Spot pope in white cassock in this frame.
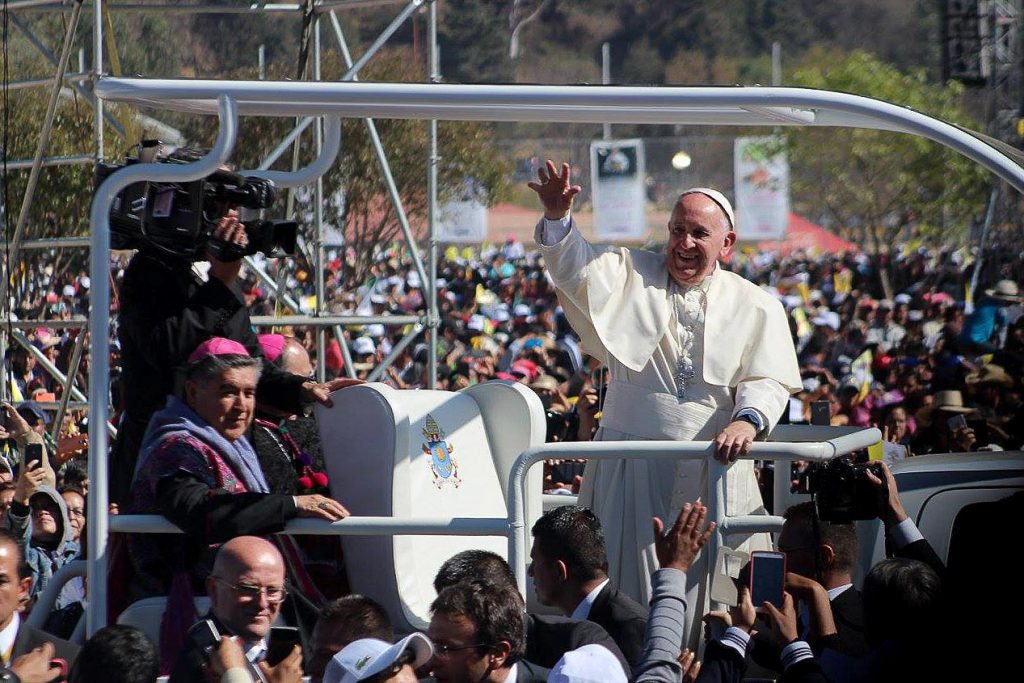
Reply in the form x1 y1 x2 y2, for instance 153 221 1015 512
530 161 802 644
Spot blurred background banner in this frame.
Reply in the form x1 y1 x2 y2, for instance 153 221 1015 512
734 136 790 241
590 139 646 240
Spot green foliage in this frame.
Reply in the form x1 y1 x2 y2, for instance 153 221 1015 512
784 50 989 250
439 0 513 83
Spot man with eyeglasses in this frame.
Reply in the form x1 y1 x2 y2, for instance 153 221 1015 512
426 579 548 683
170 535 297 683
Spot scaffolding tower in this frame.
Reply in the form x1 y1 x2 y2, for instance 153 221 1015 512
1 0 446 427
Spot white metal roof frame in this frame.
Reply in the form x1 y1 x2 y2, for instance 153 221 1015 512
86 78 1023 637
95 78 1024 194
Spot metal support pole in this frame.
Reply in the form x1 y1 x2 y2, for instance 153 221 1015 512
7 0 86 277
327 10 432 310
426 0 439 388
366 323 423 382
333 324 358 380
94 0 105 159
50 329 87 444
602 42 611 140
10 331 89 404
86 95 238 637
314 16 327 382
7 15 124 139
968 186 999 311
2 155 95 170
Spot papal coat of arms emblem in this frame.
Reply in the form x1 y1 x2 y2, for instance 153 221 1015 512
421 414 461 489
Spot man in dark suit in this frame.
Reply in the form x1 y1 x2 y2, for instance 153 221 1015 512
0 529 78 677
170 536 298 683
426 579 548 683
433 549 630 677
529 505 647 667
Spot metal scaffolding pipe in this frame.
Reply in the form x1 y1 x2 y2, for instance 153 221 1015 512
50 329 87 444
1 155 95 171
86 95 238 637
366 323 423 382
0 236 92 250
426 0 439 388
10 330 89 404
7 0 86 280
7 1 408 13
4 72 92 90
250 314 421 326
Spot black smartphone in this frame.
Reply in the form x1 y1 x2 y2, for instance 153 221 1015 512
23 443 45 472
188 619 221 654
266 626 301 666
749 550 787 610
811 400 831 426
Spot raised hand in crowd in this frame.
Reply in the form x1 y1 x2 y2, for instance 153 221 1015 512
294 493 349 522
204 636 248 682
299 376 364 409
14 457 56 505
652 500 716 573
784 572 837 642
258 644 303 683
729 586 757 635
1 403 32 441
9 641 64 683
762 592 800 645
678 647 702 683
527 160 581 220
863 460 907 528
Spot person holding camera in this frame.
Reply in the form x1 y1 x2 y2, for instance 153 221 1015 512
111 208 358 506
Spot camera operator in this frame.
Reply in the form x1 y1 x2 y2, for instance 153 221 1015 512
111 208 356 506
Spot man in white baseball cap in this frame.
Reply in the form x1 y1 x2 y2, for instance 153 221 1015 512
324 633 433 683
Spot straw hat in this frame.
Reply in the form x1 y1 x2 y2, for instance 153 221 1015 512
916 389 975 426
984 279 1022 302
965 364 1015 388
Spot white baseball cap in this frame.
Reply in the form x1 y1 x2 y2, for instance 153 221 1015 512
324 634 433 683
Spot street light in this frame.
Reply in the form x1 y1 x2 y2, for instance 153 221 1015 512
672 150 692 170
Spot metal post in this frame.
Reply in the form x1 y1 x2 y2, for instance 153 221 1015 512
86 95 238 637
333 325 358 379
326 10 432 307
50 329 87 444
772 41 782 87
366 323 424 382
6 0 86 276
314 17 327 382
968 186 999 311
426 0 439 389
94 0 105 160
602 42 611 140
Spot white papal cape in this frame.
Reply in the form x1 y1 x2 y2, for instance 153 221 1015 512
536 217 801 646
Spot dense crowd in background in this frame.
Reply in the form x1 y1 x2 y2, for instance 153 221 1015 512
1 234 1021 681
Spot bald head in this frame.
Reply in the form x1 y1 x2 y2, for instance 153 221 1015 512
279 338 313 378
208 536 286 641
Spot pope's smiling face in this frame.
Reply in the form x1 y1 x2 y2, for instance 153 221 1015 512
666 193 736 287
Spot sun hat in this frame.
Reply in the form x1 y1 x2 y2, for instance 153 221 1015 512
985 279 1022 301
964 364 1015 388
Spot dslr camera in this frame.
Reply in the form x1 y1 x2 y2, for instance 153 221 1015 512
799 457 887 523
96 143 298 261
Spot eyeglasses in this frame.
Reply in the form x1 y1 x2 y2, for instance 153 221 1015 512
66 507 85 519
212 577 288 604
432 642 501 657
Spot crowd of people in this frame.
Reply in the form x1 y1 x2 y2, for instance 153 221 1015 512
0 163 1021 682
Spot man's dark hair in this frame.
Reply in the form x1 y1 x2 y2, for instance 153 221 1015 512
783 501 858 574
317 594 394 644
0 529 31 581
430 579 526 665
433 550 516 593
530 505 608 582
70 625 159 683
184 353 263 385
863 558 943 646
60 459 89 491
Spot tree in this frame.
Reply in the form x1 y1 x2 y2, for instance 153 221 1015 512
783 50 989 256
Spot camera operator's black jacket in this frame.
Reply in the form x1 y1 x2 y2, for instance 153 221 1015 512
110 249 306 505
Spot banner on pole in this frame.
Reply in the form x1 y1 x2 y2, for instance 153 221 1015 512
734 136 789 240
590 139 646 240
437 180 488 243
